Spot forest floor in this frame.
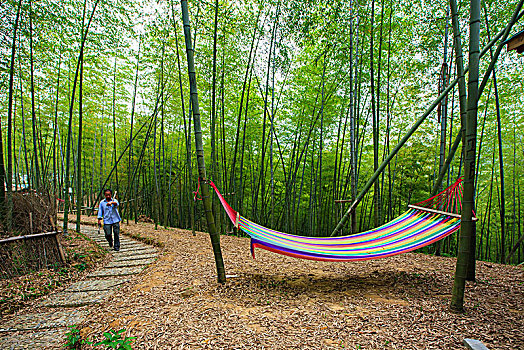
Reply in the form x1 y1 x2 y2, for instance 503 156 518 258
0 229 108 316
2 216 523 349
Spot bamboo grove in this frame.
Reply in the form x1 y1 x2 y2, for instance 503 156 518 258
0 0 523 267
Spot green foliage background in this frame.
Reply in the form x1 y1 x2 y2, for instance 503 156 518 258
0 0 523 264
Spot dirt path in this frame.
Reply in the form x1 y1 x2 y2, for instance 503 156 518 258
77 218 522 350
1 218 522 349
0 223 159 349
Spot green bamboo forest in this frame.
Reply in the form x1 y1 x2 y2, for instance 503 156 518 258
0 0 523 348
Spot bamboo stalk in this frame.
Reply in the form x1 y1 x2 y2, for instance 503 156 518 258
0 231 60 244
63 0 99 234
76 50 84 233
450 0 481 312
170 0 195 235
181 0 226 284
5 0 22 232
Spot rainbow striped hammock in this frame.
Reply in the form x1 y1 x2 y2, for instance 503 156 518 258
208 178 470 262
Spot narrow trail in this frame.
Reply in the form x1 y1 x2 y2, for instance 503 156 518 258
0 223 159 349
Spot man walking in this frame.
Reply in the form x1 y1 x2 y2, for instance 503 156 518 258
97 189 121 251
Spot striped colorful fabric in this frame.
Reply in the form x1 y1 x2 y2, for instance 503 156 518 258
208 181 461 262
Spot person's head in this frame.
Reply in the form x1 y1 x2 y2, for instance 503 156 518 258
104 189 113 200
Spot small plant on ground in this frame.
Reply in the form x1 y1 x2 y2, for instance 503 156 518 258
93 329 135 350
73 252 87 260
64 325 89 349
73 262 88 271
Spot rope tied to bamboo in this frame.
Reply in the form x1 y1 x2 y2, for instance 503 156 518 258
193 177 211 201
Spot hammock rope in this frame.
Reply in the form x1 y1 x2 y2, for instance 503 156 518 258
206 177 471 262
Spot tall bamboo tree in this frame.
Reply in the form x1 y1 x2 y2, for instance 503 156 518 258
76 51 84 232
63 0 99 233
29 0 41 189
181 0 226 283
450 0 480 312
5 0 22 232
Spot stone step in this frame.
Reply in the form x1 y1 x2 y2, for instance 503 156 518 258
39 290 113 308
113 253 158 262
90 235 133 240
119 243 148 248
94 242 138 249
0 310 89 332
116 245 151 252
0 328 64 349
89 236 134 243
87 266 144 278
64 278 129 292
106 258 156 268
91 237 143 244
115 248 157 257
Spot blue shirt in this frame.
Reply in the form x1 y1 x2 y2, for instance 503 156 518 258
97 198 121 225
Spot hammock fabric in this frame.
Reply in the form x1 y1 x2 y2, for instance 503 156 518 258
206 178 469 262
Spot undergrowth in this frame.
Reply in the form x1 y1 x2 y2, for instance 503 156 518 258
0 230 107 316
64 326 135 350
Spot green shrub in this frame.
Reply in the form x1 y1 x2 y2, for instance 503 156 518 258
93 329 135 350
64 325 88 349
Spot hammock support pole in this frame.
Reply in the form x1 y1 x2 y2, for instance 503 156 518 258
181 0 226 284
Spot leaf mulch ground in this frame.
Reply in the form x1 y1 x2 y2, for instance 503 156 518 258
0 230 108 317
60 216 522 350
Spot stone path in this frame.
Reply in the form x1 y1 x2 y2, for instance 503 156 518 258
0 224 158 349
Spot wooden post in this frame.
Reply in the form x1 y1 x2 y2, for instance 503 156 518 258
54 232 67 265
29 212 33 234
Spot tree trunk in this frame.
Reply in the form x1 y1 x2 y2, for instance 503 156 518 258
5 0 22 232
450 0 480 312
370 0 381 227
126 37 140 222
29 0 41 189
111 57 119 193
171 0 195 235
76 53 84 232
210 0 220 233
52 57 62 198
435 5 450 256
181 0 226 283
482 6 506 264
63 0 99 234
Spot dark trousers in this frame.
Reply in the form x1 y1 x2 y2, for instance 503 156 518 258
103 222 120 250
